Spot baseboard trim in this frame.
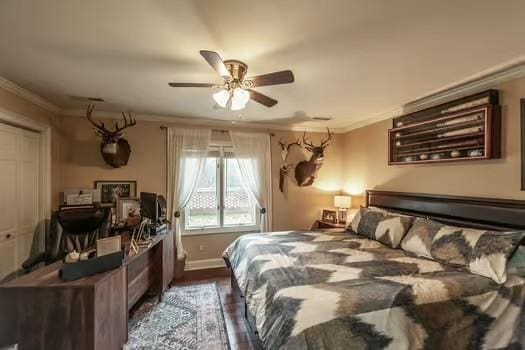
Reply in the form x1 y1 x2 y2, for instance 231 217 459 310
185 258 226 271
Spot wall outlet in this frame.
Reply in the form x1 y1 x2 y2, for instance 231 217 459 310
199 245 204 252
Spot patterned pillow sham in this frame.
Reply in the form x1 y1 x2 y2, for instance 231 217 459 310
507 245 525 276
401 217 525 283
349 207 414 248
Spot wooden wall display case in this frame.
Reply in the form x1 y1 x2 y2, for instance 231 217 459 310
389 91 501 165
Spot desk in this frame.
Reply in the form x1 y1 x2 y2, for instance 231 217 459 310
0 230 174 350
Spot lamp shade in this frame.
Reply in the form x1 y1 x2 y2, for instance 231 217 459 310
231 88 250 110
213 89 231 108
334 195 352 209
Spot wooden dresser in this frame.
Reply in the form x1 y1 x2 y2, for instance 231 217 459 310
0 230 174 350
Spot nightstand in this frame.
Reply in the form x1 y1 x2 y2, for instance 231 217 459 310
313 220 346 229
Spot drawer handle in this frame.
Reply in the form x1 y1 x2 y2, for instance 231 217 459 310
6 233 11 239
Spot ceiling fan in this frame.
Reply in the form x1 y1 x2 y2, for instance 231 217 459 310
168 50 295 110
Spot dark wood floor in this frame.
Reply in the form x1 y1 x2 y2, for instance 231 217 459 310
174 267 254 350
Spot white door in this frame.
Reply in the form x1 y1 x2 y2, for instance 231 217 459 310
0 123 40 281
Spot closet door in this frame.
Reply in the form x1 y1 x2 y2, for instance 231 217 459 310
18 129 40 269
0 123 40 281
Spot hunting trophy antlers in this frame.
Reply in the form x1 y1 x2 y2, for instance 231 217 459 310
278 138 301 192
86 104 136 168
295 128 332 186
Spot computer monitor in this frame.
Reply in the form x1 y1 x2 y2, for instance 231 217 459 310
140 192 167 225
140 192 158 223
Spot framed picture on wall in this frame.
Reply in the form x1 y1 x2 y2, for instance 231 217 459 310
521 99 525 190
94 180 137 206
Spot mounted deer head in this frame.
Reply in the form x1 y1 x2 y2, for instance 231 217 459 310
86 104 136 168
294 128 332 186
278 138 301 192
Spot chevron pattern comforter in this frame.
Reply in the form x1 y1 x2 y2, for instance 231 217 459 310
223 230 525 350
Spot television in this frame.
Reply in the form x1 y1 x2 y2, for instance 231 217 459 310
140 192 166 225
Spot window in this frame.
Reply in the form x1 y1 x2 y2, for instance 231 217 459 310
183 146 259 234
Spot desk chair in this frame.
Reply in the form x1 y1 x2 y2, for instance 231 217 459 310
22 207 111 271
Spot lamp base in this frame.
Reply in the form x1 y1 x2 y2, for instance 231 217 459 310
337 209 347 224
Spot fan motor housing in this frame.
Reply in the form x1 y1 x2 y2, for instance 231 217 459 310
224 60 248 81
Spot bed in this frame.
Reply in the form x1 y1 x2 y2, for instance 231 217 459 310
223 191 525 350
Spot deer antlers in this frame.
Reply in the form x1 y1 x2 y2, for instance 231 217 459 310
86 104 136 139
279 138 301 161
303 128 332 150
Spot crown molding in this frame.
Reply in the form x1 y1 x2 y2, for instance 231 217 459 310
341 55 525 133
0 77 340 132
340 107 404 133
62 108 346 133
0 77 61 114
4 54 525 134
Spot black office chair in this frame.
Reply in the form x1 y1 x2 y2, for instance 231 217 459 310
22 207 111 271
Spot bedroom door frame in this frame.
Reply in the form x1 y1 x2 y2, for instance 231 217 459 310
0 107 52 251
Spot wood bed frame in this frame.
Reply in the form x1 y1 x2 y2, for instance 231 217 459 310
225 190 525 349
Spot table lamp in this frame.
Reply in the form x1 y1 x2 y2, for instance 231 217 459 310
334 195 352 224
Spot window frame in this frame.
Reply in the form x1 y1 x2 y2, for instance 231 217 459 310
182 145 260 235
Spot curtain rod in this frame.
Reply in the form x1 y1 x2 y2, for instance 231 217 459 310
159 125 274 136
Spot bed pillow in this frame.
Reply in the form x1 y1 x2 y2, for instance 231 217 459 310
349 207 414 248
401 217 525 283
507 246 525 276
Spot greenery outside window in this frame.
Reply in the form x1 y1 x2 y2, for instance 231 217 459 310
182 146 259 234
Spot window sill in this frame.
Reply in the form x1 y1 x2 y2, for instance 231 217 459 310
182 226 259 236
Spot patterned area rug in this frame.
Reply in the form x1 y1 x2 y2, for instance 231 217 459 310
127 283 231 350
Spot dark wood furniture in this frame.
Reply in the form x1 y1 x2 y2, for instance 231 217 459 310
389 90 501 165
365 190 525 231
0 230 174 350
313 220 346 229
227 190 525 349
392 90 499 127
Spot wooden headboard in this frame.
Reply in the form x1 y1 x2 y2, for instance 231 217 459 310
366 190 525 231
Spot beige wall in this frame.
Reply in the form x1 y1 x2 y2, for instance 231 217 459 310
342 76 525 203
59 116 343 261
14 74 525 264
0 87 61 208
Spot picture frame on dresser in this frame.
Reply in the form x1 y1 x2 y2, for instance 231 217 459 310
321 209 337 223
521 99 525 190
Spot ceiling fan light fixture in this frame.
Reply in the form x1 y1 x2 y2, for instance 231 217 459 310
231 88 250 110
213 89 230 108
169 50 294 109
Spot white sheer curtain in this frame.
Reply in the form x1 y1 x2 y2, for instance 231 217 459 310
167 127 211 259
229 131 272 232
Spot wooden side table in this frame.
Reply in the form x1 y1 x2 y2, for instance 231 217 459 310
312 220 347 230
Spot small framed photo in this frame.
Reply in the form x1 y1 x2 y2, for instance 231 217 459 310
96 236 121 257
117 197 141 223
95 180 137 206
322 209 337 223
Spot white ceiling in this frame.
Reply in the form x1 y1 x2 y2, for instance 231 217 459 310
1 0 525 129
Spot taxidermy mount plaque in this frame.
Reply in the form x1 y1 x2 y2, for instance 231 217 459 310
86 104 136 168
295 128 332 186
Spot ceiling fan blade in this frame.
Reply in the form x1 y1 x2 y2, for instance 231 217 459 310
199 50 232 80
168 82 215 88
248 89 278 107
245 70 294 87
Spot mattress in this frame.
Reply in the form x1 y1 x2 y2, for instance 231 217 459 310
223 230 525 350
